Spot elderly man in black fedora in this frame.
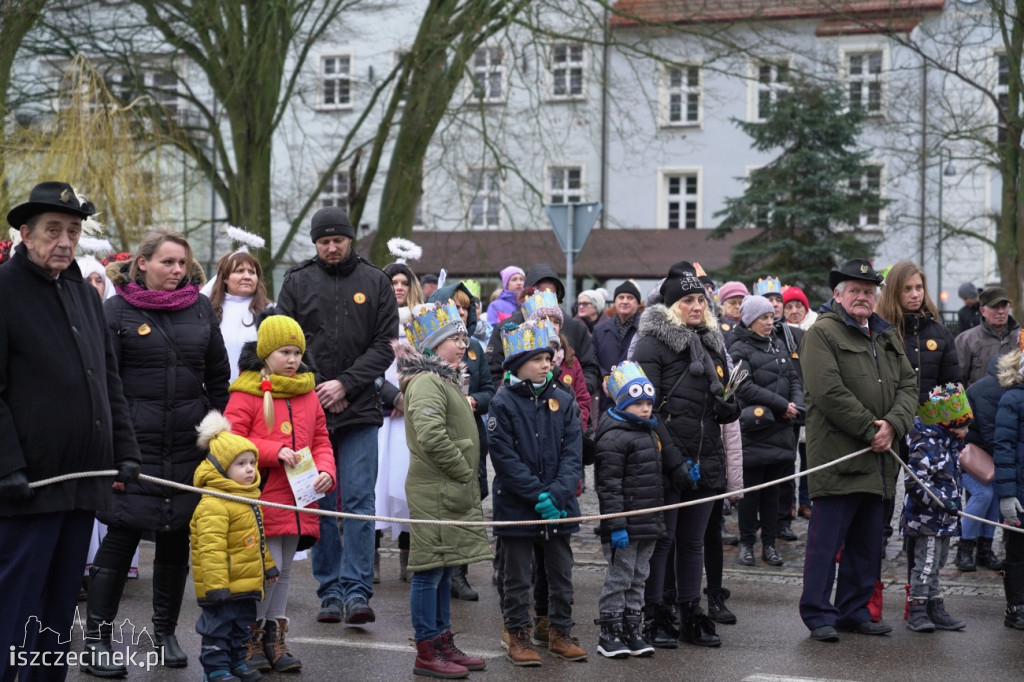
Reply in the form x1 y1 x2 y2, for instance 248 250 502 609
797 259 917 643
0 182 140 681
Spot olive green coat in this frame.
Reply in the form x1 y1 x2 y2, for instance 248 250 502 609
397 345 492 572
800 301 918 500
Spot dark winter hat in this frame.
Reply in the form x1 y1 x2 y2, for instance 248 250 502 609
979 286 1011 308
524 264 565 302
740 295 776 326
660 261 705 307
957 281 981 300
614 280 642 302
420 273 439 286
310 205 355 243
828 258 884 290
7 181 97 229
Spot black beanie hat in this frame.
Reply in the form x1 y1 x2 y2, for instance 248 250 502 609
614 280 642 302
310 206 355 242
660 261 705 307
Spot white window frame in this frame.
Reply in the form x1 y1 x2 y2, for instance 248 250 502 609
748 56 792 122
546 164 585 204
839 45 887 117
467 167 502 229
846 163 885 232
317 169 351 210
319 53 353 110
656 168 702 229
547 42 585 101
471 46 506 104
661 63 702 127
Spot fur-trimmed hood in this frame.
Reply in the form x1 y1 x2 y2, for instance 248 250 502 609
106 258 207 288
997 350 1024 388
636 303 726 357
394 340 469 392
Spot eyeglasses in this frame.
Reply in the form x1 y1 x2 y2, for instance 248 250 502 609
449 336 469 347
577 301 593 308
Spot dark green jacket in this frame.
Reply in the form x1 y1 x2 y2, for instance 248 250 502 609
801 300 917 500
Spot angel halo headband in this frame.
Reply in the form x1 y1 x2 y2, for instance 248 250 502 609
388 237 422 264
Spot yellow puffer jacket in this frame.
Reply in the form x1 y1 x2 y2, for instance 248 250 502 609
190 456 278 605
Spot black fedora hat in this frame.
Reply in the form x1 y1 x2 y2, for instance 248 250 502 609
7 182 97 229
828 258 884 290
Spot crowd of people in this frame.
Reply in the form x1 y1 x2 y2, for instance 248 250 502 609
4 180 1024 681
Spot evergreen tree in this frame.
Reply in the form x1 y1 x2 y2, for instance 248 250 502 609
712 79 888 303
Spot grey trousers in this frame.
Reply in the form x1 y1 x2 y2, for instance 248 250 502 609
257 535 300 620
909 535 950 600
599 539 656 614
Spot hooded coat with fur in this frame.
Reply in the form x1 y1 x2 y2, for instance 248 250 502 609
100 261 230 531
993 353 1024 507
397 345 492 571
631 304 740 492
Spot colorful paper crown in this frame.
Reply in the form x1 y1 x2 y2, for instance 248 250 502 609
916 383 973 427
404 301 466 350
607 361 655 408
501 319 554 361
521 290 561 322
462 279 482 299
752 276 783 298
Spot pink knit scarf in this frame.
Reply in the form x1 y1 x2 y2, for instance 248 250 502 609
118 281 200 311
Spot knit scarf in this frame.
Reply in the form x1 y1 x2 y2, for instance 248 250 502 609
118 281 200 311
230 369 316 398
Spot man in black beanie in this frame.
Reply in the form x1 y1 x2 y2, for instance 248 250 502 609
277 205 398 626
592 280 643 413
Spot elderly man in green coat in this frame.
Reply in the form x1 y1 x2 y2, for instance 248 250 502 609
797 259 918 643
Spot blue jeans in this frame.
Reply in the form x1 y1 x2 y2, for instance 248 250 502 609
312 424 378 605
410 567 454 642
961 471 999 540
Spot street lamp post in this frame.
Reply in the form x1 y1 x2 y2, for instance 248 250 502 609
936 149 957 312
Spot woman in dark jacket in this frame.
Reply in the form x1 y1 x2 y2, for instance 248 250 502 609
992 350 1024 628
632 261 740 649
727 295 803 568
84 229 230 676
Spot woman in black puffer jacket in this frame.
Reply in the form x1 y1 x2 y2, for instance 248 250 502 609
84 230 230 675
727 295 803 569
632 261 740 649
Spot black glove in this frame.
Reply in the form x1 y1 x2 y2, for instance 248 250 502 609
713 393 740 423
0 470 32 500
114 459 141 484
668 463 698 493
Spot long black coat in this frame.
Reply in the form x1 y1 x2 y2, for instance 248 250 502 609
0 246 140 516
632 305 740 492
728 324 803 467
101 273 230 532
901 312 961 404
594 410 666 541
592 313 640 414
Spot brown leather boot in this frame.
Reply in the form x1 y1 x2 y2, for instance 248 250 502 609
548 626 587 661
413 635 469 678
505 627 542 666
437 631 485 671
244 619 271 671
263 617 301 672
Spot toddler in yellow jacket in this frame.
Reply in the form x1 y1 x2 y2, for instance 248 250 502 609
191 411 279 682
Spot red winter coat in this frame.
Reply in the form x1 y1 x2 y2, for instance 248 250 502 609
224 389 335 548
554 356 591 429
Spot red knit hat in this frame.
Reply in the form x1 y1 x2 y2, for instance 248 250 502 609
782 286 810 311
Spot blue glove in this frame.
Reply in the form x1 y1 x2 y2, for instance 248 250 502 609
610 529 629 549
535 492 562 520
686 460 701 484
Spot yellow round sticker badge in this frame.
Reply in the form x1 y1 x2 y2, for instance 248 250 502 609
353 292 367 304
137 324 151 336
281 421 293 435
926 339 938 351
467 350 477 361
716 365 724 378
548 399 560 412
563 375 573 385
753 407 765 417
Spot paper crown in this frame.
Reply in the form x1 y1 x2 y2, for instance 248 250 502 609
752 277 783 297
404 301 466 350
521 290 561 321
607 361 655 407
916 383 973 427
501 319 555 360
462 279 482 299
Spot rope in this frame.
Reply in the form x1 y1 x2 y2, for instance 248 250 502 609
24 446 1023 534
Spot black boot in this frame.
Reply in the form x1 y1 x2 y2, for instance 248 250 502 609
82 566 129 678
927 597 965 631
244 619 271 672
1003 563 1024 629
977 538 1003 571
705 587 737 625
595 612 629 658
736 543 755 566
152 565 189 668
641 604 678 649
678 600 721 647
622 609 654 657
955 539 976 572
450 564 479 601
263 617 302 672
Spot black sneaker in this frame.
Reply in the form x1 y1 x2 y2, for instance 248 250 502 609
316 597 343 623
777 524 798 542
762 545 784 567
736 543 755 566
344 597 376 625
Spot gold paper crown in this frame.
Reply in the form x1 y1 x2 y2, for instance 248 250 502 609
607 361 655 404
521 290 561 321
501 319 554 360
462 279 482 299
404 301 465 350
752 276 782 297
916 383 973 426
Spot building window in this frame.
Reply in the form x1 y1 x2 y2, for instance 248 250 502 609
549 166 583 204
318 170 350 209
472 47 504 103
849 165 883 230
469 169 501 228
550 43 584 99
847 51 883 114
666 174 699 229
665 65 700 125
755 59 790 120
997 53 1009 144
108 69 180 115
320 55 351 109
